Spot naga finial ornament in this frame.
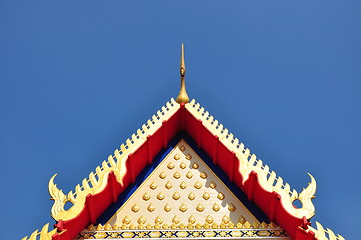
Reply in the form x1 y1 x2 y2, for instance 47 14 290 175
176 43 189 104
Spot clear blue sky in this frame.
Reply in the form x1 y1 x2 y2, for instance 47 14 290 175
1 1 360 239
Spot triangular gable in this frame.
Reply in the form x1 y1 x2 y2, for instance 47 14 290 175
24 99 344 240
106 138 260 227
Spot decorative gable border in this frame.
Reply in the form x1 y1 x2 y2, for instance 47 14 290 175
23 99 344 240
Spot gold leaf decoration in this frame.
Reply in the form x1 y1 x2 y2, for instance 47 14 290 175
180 181 187 189
194 181 202 189
165 181 172 189
150 182 157 190
154 216 163 224
164 203 172 212
196 203 204 212
200 172 207 179
186 171 193 179
147 204 155 212
238 215 246 224
217 192 225 200
131 204 140 212
172 192 180 200
180 162 187 169
172 215 180 224
212 203 220 212
142 192 150 201
179 145 186 152
222 215 230 224
186 154 192 160
138 216 146 224
188 192 196 200
210 181 217 189
202 192 210 200
205 215 214 224
159 172 166 179
122 216 131 225
157 192 165 200
174 154 180 160
192 162 199 169
173 171 181 179
228 203 236 212
188 215 196 224
167 162 175 169
179 203 188 212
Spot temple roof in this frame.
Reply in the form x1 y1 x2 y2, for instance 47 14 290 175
23 98 345 240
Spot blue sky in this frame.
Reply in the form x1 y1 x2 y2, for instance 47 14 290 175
0 1 360 239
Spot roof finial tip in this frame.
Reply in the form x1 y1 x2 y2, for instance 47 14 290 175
176 43 189 104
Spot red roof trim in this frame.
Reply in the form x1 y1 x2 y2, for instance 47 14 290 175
51 103 317 240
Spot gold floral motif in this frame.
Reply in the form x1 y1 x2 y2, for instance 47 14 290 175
173 171 181 179
244 222 251 228
212 223 218 228
122 216 131 225
129 224 136 230
194 181 202 189
212 203 220 212
205 215 214 224
195 223 202 229
188 192 196 200
131 204 140 212
217 192 225 200
186 171 193 179
167 162 175 169
179 203 188 212
179 223 186 229
174 154 180 160
150 182 157 190
172 215 180 224
192 162 199 169
157 192 165 200
186 154 192 160
162 223 169 229
260 222 268 228
209 181 217 189
228 222 234 228
147 203 155 212
200 172 207 179
159 172 166 179
202 192 210 200
164 203 172 212
180 162 187 169
154 223 161 230
238 215 246 224
142 192 151 201
179 145 186 151
138 216 146 224
196 203 204 212
228 203 236 212
172 192 180 200
188 215 196 224
165 181 172 189
154 216 163 224
203 223 210 229
121 224 128 230
180 181 187 189
222 215 230 224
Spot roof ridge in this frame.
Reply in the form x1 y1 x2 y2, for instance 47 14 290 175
185 99 316 219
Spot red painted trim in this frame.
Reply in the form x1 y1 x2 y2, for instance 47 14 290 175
52 104 317 240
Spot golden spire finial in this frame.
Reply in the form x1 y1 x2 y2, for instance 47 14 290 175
176 43 189 104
